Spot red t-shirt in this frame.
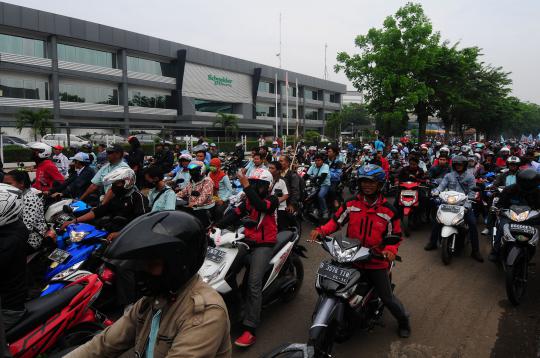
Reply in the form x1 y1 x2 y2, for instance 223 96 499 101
32 159 65 192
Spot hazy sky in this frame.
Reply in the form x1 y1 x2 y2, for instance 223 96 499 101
6 0 540 103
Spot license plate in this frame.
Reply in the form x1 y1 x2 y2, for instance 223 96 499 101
317 262 352 285
48 248 71 264
441 205 460 213
206 247 226 263
510 224 536 235
401 190 416 196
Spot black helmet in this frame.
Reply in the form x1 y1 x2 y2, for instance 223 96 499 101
517 168 539 193
452 155 467 172
105 211 207 296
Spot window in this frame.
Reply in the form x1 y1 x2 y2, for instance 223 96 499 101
0 33 45 57
325 92 339 103
57 44 115 68
280 106 297 118
280 84 296 97
59 83 118 104
128 89 174 109
127 56 174 77
0 76 48 99
256 104 275 117
305 109 318 120
258 81 275 94
194 99 233 114
304 89 319 101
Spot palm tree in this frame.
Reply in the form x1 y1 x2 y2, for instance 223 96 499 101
15 109 54 141
213 112 239 140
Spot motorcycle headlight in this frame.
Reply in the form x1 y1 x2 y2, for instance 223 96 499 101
333 241 359 263
51 261 83 281
69 231 89 242
202 262 226 284
447 196 458 205
510 210 530 222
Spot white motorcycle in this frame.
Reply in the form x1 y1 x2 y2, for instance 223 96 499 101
434 190 474 265
200 225 306 319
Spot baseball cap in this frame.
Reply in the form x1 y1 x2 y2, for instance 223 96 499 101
53 145 64 150
69 152 90 163
106 143 124 153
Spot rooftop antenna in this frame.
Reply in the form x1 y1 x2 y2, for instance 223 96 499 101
276 13 282 68
324 43 328 80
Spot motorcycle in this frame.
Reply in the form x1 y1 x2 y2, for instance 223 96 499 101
397 181 428 237
493 205 540 305
433 190 474 265
7 274 111 358
200 225 306 321
44 199 92 226
263 234 401 358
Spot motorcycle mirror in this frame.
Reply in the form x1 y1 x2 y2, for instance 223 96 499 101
62 205 73 214
382 235 401 246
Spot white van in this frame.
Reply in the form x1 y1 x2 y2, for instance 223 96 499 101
41 134 90 148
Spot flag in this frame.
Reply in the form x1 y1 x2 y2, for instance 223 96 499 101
500 135 505 143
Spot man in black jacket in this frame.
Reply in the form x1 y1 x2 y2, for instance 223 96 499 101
279 155 302 229
152 143 174 174
51 152 96 202
127 136 145 187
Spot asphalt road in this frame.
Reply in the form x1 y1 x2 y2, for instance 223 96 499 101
232 216 540 358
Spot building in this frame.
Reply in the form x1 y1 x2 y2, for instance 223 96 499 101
0 2 345 138
343 90 363 105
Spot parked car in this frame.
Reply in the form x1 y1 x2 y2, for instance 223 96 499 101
41 134 90 148
134 133 172 145
89 134 127 145
1 136 28 147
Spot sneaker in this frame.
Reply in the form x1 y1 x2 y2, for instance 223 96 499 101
471 250 484 263
424 242 437 251
234 331 256 347
398 318 411 338
481 228 489 236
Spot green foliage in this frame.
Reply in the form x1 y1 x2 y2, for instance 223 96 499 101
305 130 321 144
15 109 54 141
213 112 239 140
324 103 372 140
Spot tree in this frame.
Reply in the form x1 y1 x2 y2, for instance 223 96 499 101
213 112 239 140
336 2 442 142
325 103 372 140
15 109 54 141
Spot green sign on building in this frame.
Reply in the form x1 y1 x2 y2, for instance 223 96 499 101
208 74 233 87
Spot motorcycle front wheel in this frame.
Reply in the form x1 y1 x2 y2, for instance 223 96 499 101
505 258 527 306
441 235 454 265
281 255 305 302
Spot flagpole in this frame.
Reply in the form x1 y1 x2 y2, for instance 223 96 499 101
275 73 278 138
295 78 299 139
286 72 289 137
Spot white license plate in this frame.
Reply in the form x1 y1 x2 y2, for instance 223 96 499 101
48 248 71 264
441 205 461 213
206 248 226 263
510 224 535 235
401 190 416 196
317 262 352 285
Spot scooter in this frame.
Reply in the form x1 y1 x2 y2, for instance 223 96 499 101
397 181 428 237
44 199 92 226
200 225 306 321
262 234 401 358
7 274 112 358
493 205 540 305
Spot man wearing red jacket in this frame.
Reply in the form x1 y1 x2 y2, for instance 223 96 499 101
29 142 64 192
215 167 279 348
310 164 411 338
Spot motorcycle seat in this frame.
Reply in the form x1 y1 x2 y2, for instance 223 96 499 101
6 284 84 342
273 231 295 256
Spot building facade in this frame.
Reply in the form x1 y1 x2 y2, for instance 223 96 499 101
0 2 345 136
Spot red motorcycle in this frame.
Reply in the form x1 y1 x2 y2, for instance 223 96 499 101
7 274 112 358
398 181 427 237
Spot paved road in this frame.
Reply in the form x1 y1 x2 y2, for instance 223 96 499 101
232 218 540 358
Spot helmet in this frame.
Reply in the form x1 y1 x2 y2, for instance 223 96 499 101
52 145 63 151
202 142 209 149
420 144 428 150
357 164 386 183
187 161 206 175
517 169 539 192
391 148 398 154
439 146 450 155
500 147 510 154
309 146 317 151
507 156 521 165
248 168 273 184
272 141 278 145
105 211 207 296
81 143 93 151
103 167 136 190
452 155 467 171
28 142 52 159
474 153 482 161
0 190 22 226
460 145 471 153
178 153 193 162
363 144 371 151
235 142 243 148
210 143 216 147
484 150 494 157
69 152 90 164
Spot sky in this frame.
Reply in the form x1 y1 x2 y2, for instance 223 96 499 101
6 0 540 103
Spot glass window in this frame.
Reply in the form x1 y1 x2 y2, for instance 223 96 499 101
280 84 296 97
305 89 319 101
127 56 173 77
0 76 48 99
57 44 115 68
59 83 118 104
194 99 233 114
256 104 275 117
0 33 45 57
305 109 318 120
258 81 275 94
128 89 174 109
280 106 298 118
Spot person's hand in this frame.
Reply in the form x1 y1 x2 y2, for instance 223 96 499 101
309 229 322 242
382 250 396 262
286 204 295 214
107 232 120 242
60 220 74 231
45 228 57 242
238 170 249 188
51 192 62 199
187 202 195 208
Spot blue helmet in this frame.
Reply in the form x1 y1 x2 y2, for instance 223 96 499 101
357 164 386 183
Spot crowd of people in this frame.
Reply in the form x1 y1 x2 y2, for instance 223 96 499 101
1 133 540 357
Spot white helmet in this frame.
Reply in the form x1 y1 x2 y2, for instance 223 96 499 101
363 144 371 151
202 142 209 149
0 190 22 226
29 142 52 159
179 153 193 162
500 147 510 153
0 183 22 197
248 168 273 184
103 167 136 190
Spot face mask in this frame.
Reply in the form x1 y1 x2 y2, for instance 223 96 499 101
146 180 157 189
112 185 127 196
209 166 217 173
134 271 169 297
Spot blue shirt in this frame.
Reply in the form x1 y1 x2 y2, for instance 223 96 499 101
217 175 233 201
307 163 331 186
148 187 176 212
374 140 385 152
436 170 476 194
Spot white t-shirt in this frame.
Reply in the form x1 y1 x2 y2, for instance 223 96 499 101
272 178 289 211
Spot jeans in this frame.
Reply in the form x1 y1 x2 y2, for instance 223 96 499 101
430 207 479 251
226 246 273 330
318 185 330 214
362 269 408 322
